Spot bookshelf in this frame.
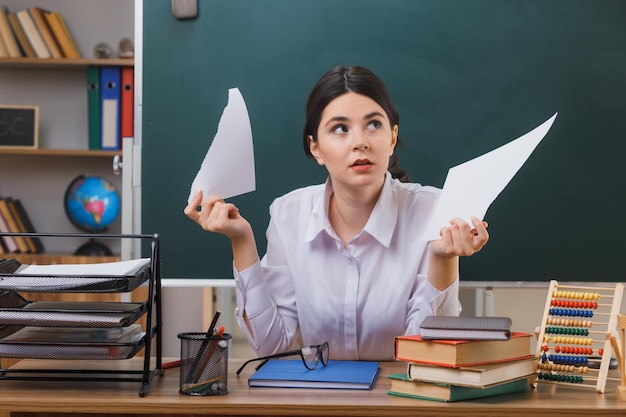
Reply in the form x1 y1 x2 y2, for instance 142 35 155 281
0 57 133 69
0 0 134 259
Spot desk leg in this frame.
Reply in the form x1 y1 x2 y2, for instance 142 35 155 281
474 287 495 316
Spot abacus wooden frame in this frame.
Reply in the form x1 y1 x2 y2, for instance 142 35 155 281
534 280 623 393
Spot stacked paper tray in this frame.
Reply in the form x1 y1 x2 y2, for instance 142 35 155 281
0 336 146 360
0 258 151 293
0 292 147 328
0 323 146 360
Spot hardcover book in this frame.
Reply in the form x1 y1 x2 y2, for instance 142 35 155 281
420 315 512 340
407 356 536 388
247 359 380 390
16 9 50 58
387 373 529 402
395 332 532 367
0 6 21 57
6 11 36 58
28 7 62 58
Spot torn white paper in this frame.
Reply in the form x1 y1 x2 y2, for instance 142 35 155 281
420 112 558 242
187 88 255 202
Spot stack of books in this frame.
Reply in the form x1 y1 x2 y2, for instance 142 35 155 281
389 316 535 402
0 6 80 59
0 196 43 255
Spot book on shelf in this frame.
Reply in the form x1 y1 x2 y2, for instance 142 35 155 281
394 332 532 367
0 197 43 254
406 356 536 388
387 373 529 402
0 197 29 253
419 315 512 341
0 6 21 57
247 359 380 390
6 11 35 58
16 9 50 58
44 10 80 59
28 7 63 58
5 198 35 253
0 27 8 57
9 198 44 253
0 200 20 254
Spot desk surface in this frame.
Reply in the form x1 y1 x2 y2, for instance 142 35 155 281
0 358 624 417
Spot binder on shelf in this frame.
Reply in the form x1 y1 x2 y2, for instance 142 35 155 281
28 7 62 58
100 67 121 150
87 66 101 150
7 11 35 58
15 9 50 58
100 66 121 150
0 6 21 58
121 67 134 140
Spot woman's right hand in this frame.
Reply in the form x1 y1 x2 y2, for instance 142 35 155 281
184 190 252 240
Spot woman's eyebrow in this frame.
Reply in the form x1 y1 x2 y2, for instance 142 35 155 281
364 111 385 120
324 116 349 127
324 111 385 127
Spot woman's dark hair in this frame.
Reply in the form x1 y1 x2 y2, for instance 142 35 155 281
303 65 409 182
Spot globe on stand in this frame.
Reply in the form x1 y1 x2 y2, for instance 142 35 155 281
64 175 120 256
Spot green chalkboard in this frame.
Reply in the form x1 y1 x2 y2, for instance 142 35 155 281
142 0 626 282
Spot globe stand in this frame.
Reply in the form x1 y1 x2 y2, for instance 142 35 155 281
74 238 113 256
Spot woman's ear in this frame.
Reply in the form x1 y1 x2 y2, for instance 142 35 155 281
308 135 325 166
390 125 398 156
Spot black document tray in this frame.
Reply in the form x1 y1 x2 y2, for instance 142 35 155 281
0 292 147 328
0 261 151 293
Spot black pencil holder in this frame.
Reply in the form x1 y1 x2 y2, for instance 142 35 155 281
177 332 232 396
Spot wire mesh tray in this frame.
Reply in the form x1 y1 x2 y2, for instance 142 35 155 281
0 292 147 328
0 331 146 360
0 260 151 293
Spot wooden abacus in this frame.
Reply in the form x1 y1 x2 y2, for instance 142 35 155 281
616 314 625 401
534 280 623 393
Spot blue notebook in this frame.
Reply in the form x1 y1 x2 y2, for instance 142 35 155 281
247 359 380 390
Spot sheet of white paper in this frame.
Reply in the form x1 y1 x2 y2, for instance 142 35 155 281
187 88 255 202
419 112 558 242
16 258 150 276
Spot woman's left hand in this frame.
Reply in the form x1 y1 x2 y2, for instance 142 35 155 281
431 216 489 258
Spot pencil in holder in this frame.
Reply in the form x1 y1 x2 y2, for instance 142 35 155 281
177 332 232 395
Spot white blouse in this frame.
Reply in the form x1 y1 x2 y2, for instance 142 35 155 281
233 173 461 361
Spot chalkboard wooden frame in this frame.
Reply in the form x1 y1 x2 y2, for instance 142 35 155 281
142 0 626 282
0 105 39 149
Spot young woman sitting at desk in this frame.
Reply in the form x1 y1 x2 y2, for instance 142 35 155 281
185 65 489 361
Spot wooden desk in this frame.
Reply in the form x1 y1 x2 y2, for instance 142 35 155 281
0 358 624 417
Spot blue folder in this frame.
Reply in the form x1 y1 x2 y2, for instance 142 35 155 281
100 66 121 150
247 359 380 390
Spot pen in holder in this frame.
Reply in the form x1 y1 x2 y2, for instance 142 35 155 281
177 331 232 395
